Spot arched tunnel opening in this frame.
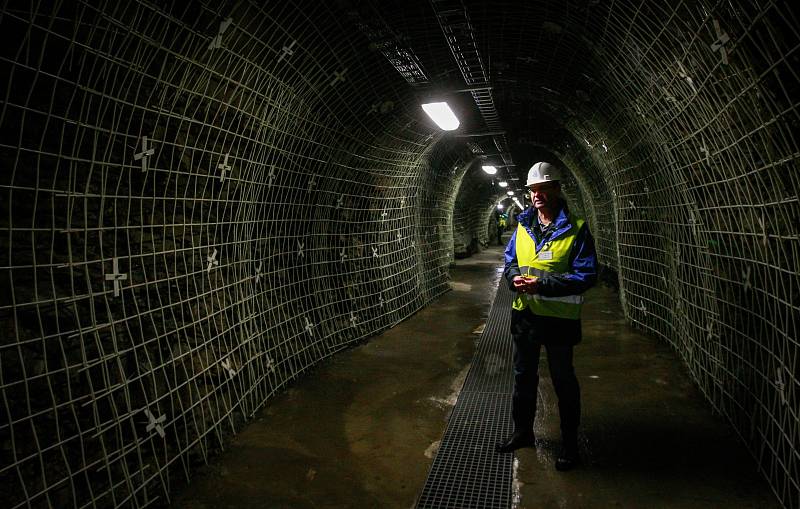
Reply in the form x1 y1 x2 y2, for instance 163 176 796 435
0 1 797 508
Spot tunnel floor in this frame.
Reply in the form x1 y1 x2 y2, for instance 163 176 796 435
172 241 778 509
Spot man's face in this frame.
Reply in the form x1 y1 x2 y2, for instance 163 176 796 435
529 182 560 210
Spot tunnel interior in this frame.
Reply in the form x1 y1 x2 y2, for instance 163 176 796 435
0 1 798 507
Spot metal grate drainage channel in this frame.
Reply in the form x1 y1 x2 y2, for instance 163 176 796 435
415 281 515 509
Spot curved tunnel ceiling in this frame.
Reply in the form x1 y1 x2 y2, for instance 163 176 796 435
0 1 797 507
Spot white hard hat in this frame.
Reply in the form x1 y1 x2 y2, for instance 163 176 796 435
526 162 561 186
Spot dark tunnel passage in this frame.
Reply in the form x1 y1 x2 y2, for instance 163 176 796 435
0 0 798 507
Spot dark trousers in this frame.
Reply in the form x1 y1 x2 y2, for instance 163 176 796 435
511 312 581 442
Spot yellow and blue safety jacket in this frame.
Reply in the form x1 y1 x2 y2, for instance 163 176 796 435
503 203 597 320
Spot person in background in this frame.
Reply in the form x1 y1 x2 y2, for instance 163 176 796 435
495 162 598 472
496 212 507 245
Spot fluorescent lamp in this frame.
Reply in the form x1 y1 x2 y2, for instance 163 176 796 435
498 181 508 188
506 191 514 196
421 102 460 131
482 165 497 175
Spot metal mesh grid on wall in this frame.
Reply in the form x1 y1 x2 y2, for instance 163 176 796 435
497 1 799 506
1 0 799 508
465 0 798 505
451 161 507 256
0 2 474 507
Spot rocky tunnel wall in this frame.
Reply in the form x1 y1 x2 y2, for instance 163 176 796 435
498 2 798 506
0 3 475 507
0 1 798 509
451 159 507 256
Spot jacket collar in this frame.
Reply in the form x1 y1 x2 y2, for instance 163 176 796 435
518 201 573 245
519 201 569 228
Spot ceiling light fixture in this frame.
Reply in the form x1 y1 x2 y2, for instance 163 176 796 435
498 181 508 188
506 191 514 196
482 165 497 175
421 102 460 131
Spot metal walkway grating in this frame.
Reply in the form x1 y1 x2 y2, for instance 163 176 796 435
416 281 515 509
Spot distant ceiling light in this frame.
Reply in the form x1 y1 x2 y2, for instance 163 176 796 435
421 102 460 131
497 204 504 210
498 181 508 188
506 191 514 196
482 165 497 175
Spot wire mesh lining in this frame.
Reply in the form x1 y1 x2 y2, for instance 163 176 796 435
0 3 473 507
0 0 798 508
557 3 800 507
462 2 798 505
401 1 798 506
452 162 503 256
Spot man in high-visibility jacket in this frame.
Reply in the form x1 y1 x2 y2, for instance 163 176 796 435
495 162 598 472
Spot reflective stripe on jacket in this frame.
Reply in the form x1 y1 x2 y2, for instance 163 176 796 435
512 216 585 319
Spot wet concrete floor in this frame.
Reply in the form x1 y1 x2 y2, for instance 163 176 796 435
174 242 779 509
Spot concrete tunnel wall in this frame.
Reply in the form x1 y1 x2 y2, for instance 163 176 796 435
0 1 797 508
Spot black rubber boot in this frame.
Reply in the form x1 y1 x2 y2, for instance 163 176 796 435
495 430 536 454
555 436 580 471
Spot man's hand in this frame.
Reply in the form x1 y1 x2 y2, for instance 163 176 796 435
513 275 539 294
